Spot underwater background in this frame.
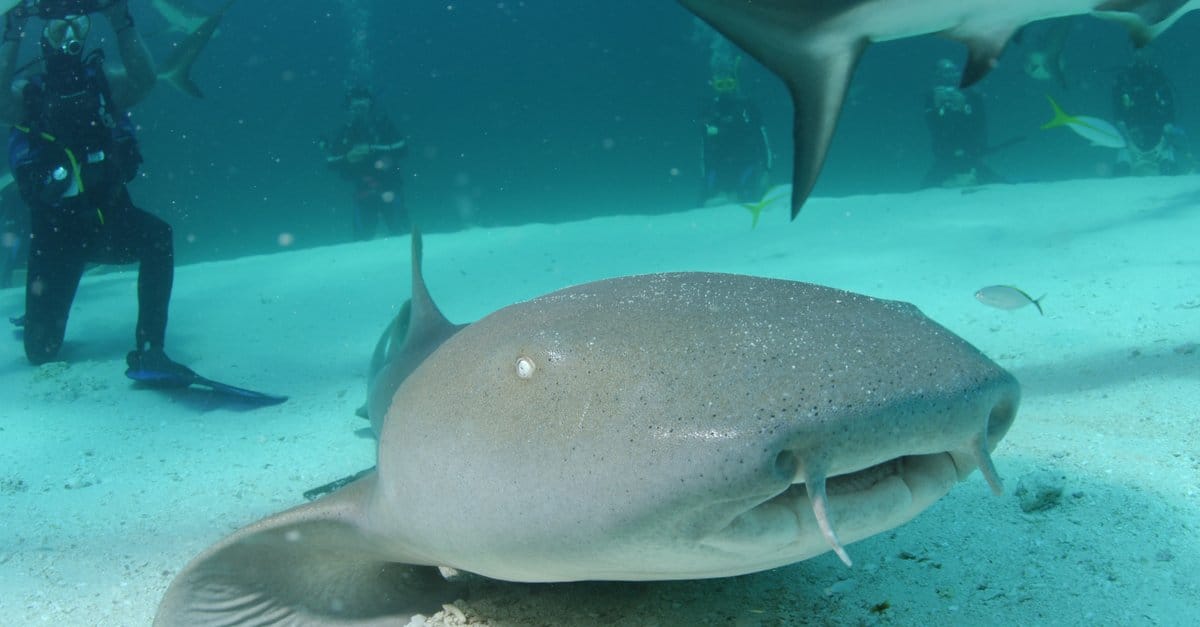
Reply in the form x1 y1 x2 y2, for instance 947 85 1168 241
2 1 1199 625
107 1 1199 263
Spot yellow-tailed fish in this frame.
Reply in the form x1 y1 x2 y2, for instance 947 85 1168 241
1041 96 1125 149
740 186 788 229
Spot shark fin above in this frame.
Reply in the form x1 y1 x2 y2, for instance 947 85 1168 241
783 43 865 220
1094 0 1192 45
948 25 1021 88
159 0 235 98
678 0 1197 221
679 0 866 220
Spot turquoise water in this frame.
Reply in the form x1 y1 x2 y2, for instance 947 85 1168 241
1 2 1198 625
3 177 1198 624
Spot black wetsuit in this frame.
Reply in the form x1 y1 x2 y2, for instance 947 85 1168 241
324 109 407 240
701 94 771 204
8 52 172 364
1112 62 1174 153
922 86 999 187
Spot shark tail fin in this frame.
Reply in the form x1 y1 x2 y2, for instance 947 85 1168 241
1040 96 1077 130
159 0 235 99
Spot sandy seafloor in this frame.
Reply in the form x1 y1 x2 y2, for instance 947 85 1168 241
0 176 1197 626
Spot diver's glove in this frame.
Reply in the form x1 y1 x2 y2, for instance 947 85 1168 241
102 0 134 34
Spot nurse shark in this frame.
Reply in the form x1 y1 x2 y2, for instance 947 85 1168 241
677 0 1200 218
155 233 1020 625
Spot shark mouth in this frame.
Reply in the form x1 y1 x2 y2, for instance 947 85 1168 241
784 444 1003 567
711 396 1018 569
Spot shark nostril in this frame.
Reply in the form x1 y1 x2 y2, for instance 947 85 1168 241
773 450 799 482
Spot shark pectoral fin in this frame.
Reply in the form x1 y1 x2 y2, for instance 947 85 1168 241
1096 0 1194 43
156 475 458 627
678 0 865 219
783 41 865 220
948 25 1020 87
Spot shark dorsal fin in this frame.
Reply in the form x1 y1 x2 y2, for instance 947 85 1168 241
365 228 467 435
405 227 456 347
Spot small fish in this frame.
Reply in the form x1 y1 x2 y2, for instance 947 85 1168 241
975 286 1045 315
1041 96 1125 148
740 186 789 229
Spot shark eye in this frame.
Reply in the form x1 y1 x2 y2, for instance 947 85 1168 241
515 356 536 379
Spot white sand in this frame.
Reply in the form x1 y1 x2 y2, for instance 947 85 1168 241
1 177 1197 625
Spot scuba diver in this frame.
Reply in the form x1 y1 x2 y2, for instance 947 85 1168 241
320 86 409 241
0 0 190 377
922 58 1002 188
1111 56 1193 176
699 57 772 206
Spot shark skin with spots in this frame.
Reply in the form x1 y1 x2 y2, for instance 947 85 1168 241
155 235 1019 626
676 0 1200 219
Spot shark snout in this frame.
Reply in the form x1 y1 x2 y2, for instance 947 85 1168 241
758 377 1021 567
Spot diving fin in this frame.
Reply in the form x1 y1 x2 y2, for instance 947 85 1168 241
125 349 288 405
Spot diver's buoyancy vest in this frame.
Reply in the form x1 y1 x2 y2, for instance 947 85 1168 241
9 51 142 207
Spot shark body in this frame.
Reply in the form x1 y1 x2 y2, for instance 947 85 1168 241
677 0 1200 218
155 233 1019 626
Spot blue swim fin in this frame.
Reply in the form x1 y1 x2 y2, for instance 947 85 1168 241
125 349 288 405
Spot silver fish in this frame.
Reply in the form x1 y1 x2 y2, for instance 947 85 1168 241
976 285 1045 315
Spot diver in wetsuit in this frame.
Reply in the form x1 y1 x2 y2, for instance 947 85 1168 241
1 1 189 376
321 86 408 241
700 69 772 206
922 58 1001 188
1112 56 1193 176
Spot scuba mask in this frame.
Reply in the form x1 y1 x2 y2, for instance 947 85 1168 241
43 14 91 56
710 76 738 94
710 54 742 94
